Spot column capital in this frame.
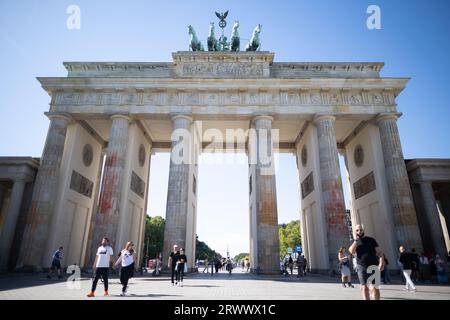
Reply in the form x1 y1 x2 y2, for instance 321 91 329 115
170 114 193 123
313 114 336 124
44 112 72 123
375 112 402 124
110 114 132 122
252 115 274 123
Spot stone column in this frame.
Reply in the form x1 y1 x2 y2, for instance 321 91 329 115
163 115 193 266
17 113 71 269
85 148 106 268
376 113 422 251
250 115 280 274
0 180 27 272
313 114 348 272
91 115 130 255
419 182 448 259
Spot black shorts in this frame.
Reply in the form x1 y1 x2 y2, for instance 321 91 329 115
51 260 61 270
357 265 380 287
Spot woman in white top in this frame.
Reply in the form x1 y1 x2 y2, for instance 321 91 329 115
338 247 354 288
114 241 137 296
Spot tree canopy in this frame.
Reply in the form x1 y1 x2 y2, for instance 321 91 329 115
143 215 165 259
233 252 250 262
196 237 222 261
278 220 302 258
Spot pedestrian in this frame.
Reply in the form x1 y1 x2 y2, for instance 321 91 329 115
429 255 437 284
349 224 385 300
281 260 288 276
176 248 187 287
288 254 294 275
168 245 180 286
399 246 417 292
419 252 430 283
114 241 136 296
246 260 250 273
87 237 114 297
381 254 391 284
203 259 209 273
215 259 221 273
47 246 63 280
435 254 449 284
226 258 233 275
338 247 354 288
410 248 420 282
283 258 289 276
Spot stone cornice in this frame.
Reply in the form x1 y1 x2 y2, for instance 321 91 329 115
0 157 40 169
40 78 407 110
63 53 385 79
45 84 401 109
39 77 408 91
406 159 450 172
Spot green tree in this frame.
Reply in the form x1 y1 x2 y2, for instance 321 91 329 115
234 252 250 263
143 216 165 260
196 237 222 261
278 220 301 258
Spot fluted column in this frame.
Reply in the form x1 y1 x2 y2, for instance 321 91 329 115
163 115 193 265
314 114 348 272
85 148 106 268
376 113 422 250
17 113 71 269
91 114 130 253
419 182 447 259
0 180 27 272
251 115 280 273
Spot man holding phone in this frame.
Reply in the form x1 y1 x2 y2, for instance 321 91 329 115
349 224 385 300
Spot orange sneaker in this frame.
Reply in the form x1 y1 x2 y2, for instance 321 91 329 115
87 292 95 297
103 291 109 296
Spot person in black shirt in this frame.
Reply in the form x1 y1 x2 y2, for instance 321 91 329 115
399 246 417 292
410 248 420 282
168 244 180 286
176 248 187 286
349 224 384 300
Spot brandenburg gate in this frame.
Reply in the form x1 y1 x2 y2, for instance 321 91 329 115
13 50 423 274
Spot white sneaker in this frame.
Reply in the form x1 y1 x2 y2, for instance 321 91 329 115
180 282 183 287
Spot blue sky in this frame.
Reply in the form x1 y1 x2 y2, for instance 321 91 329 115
1 1 449 257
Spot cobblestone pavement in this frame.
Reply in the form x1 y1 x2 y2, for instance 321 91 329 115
0 270 449 300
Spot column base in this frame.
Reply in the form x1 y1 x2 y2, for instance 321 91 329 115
251 268 282 275
14 265 44 274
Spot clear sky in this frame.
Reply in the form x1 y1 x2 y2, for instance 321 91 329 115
1 1 449 258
